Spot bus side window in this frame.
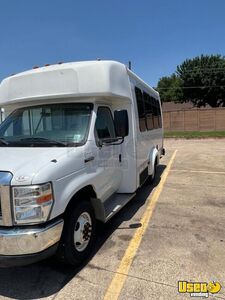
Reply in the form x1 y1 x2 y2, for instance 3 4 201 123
143 92 154 131
135 87 146 132
157 100 162 128
152 97 159 129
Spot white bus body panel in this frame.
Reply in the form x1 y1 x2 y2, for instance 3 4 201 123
0 60 163 222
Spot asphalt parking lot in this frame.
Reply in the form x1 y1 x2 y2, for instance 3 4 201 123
0 139 225 300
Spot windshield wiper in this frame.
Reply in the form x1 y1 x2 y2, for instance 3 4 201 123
66 141 84 147
0 138 9 146
19 137 67 146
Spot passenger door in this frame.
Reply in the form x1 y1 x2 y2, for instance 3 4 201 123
94 106 122 200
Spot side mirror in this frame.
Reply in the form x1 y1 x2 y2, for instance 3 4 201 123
114 110 129 138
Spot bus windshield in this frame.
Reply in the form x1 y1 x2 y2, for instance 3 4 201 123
0 103 93 147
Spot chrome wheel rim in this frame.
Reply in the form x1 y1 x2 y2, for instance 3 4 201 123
74 212 92 252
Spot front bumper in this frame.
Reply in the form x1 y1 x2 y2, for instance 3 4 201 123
0 218 64 267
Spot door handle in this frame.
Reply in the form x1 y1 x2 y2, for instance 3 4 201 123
84 156 95 163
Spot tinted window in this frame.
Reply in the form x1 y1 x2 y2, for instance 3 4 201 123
157 100 162 128
135 87 146 132
143 92 154 130
95 107 116 139
152 97 159 129
135 87 162 131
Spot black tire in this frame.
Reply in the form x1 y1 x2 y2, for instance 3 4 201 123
56 200 96 267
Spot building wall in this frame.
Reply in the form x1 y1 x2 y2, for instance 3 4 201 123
163 108 225 131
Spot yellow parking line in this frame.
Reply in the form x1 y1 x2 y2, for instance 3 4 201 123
103 150 177 300
171 169 225 175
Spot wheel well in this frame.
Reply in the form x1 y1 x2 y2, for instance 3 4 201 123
65 185 97 214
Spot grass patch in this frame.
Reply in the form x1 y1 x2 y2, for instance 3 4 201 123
164 131 225 139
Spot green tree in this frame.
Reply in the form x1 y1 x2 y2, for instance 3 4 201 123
157 74 183 102
157 54 225 107
177 54 225 107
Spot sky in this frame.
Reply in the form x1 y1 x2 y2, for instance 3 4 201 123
0 0 225 86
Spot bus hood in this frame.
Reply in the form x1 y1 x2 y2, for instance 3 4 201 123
0 147 85 186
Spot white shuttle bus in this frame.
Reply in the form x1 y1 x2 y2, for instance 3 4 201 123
0 61 164 267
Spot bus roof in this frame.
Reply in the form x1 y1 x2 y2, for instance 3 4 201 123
0 60 158 106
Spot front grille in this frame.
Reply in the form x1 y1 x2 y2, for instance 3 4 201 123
0 172 13 225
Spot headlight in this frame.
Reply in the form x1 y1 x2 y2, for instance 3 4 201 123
12 183 54 225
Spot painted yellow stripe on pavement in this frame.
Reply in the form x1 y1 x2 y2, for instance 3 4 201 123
171 169 225 175
103 150 177 300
